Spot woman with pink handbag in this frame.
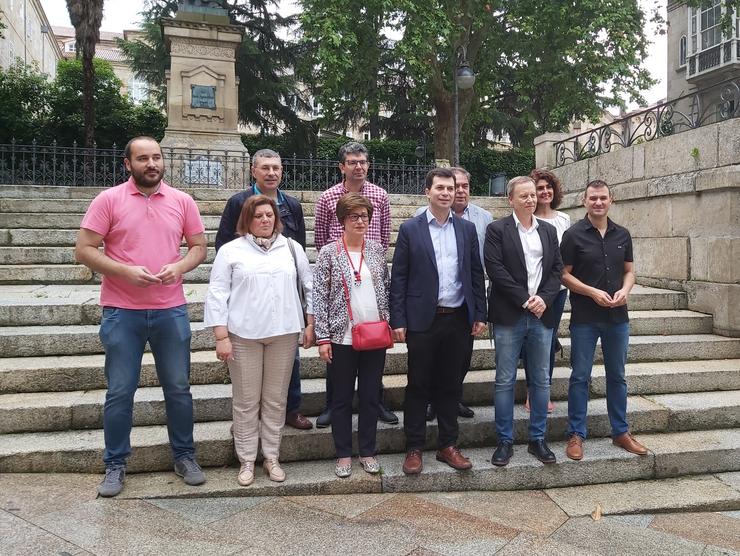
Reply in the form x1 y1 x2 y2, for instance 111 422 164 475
313 193 392 478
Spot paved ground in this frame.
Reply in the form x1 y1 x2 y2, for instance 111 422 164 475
2 472 739 555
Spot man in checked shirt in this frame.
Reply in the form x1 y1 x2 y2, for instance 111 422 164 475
313 141 398 428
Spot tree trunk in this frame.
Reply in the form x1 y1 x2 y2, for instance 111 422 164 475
433 93 454 164
82 52 95 147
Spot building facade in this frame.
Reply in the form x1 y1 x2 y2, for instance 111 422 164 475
0 0 62 75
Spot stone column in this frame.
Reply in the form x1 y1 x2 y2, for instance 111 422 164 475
533 132 570 169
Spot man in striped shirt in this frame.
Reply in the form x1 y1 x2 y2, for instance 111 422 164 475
313 141 397 427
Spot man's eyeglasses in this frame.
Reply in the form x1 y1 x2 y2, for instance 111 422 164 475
348 213 370 222
343 160 369 167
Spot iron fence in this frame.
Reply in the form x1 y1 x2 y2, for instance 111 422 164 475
0 141 434 194
554 77 740 167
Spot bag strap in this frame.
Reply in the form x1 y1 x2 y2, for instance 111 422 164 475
336 239 356 326
287 238 305 308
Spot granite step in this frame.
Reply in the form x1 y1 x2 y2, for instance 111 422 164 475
1 336 738 395
0 228 401 248
0 198 441 219
1 403 738 475
0 244 398 265
115 458 740 506
1 365 738 434
0 263 214 284
0 284 689 327
0 213 409 231
0 185 507 211
0 311 715 358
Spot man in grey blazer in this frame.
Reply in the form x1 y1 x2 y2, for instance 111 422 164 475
415 167 493 419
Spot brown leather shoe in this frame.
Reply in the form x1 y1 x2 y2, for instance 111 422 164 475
402 449 423 475
565 434 584 461
285 411 313 430
612 432 648 455
435 446 473 470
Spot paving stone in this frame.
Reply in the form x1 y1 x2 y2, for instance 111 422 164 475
146 497 272 525
496 531 598 556
548 515 709 555
649 512 740 552
28 499 251 556
0 472 98 519
288 492 397 519
717 472 740 491
0 509 84 556
604 514 655 528
207 497 416 556
415 490 568 535
545 475 740 517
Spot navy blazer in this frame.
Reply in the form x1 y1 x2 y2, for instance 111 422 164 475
390 211 487 332
484 215 563 328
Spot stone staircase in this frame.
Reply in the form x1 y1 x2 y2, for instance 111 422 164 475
0 185 739 499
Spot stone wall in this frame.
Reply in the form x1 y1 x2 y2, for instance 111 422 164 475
545 118 740 336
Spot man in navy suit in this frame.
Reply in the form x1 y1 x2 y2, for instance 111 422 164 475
484 176 563 467
390 167 487 475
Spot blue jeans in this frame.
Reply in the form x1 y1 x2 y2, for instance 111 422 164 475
286 348 302 414
568 321 630 439
493 313 552 443
523 289 568 386
99 305 195 467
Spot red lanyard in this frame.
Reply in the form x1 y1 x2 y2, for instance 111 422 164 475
341 236 365 286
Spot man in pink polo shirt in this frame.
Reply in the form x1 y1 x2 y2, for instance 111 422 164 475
75 136 208 497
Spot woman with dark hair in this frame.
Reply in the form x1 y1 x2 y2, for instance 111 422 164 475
524 169 571 412
313 192 391 478
204 195 314 487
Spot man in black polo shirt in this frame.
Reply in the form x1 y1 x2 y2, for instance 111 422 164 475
215 149 312 430
560 180 648 460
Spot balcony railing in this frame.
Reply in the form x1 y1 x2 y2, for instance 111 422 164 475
0 142 435 195
553 77 740 167
688 38 739 78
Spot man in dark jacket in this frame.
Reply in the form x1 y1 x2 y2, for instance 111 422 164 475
484 176 563 467
215 149 312 430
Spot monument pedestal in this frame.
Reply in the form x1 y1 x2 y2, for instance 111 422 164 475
160 9 247 156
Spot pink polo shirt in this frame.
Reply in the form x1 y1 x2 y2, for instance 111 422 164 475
80 178 205 309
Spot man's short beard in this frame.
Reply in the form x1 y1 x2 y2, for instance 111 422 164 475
132 168 164 189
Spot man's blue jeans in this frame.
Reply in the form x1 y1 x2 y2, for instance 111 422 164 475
568 321 630 439
493 313 552 443
99 305 195 467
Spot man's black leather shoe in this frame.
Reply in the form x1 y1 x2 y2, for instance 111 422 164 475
316 408 331 428
458 402 475 418
425 404 436 421
528 439 556 464
491 441 513 466
378 403 399 425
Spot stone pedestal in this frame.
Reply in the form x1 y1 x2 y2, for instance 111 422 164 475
533 132 570 169
160 7 247 155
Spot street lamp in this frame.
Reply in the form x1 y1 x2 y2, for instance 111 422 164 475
453 51 476 166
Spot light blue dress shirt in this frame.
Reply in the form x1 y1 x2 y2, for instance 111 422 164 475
426 208 464 308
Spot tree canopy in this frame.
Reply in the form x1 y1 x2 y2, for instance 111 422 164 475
299 0 659 161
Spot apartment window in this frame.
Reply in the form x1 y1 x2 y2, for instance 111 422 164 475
128 76 149 105
679 35 687 67
65 42 76 53
311 97 320 117
690 8 697 52
700 0 722 50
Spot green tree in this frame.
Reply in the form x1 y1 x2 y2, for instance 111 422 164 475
66 0 105 147
297 0 661 160
0 62 52 144
46 58 166 147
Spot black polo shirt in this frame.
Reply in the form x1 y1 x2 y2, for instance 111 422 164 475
560 216 633 324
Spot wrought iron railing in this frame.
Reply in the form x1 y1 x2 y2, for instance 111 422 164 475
554 77 740 167
0 141 434 194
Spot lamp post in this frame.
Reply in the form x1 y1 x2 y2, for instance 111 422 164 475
453 51 476 166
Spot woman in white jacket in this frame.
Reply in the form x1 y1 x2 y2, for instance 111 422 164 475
205 195 314 487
